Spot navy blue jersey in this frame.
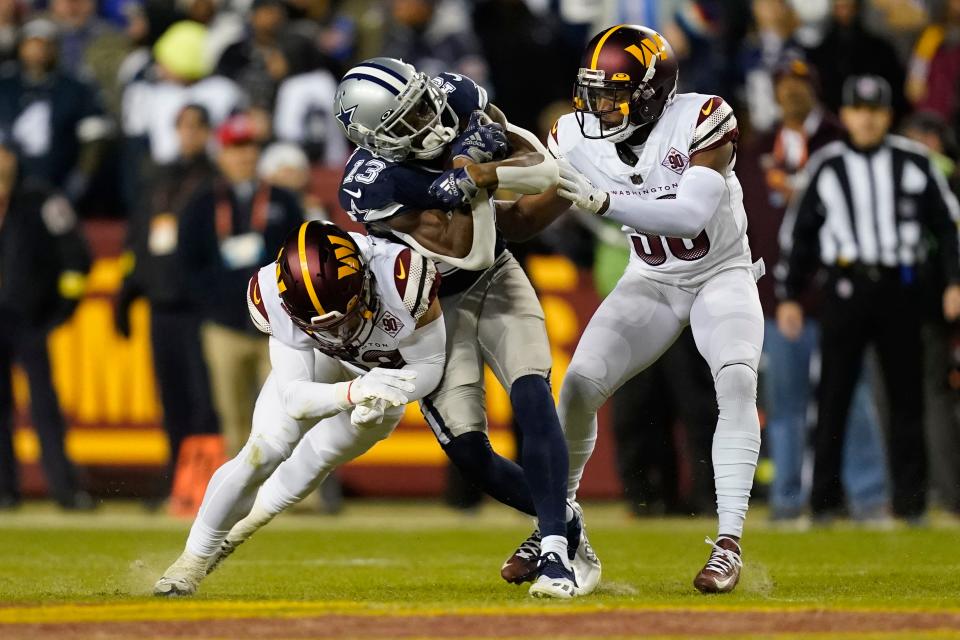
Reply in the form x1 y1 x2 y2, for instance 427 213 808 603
337 72 505 296
338 72 490 223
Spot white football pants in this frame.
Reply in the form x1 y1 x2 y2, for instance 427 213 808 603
561 266 764 538
185 355 400 558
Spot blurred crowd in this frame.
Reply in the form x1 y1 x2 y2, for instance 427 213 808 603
1 0 959 526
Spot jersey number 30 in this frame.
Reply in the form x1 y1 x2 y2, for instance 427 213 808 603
630 192 711 265
631 231 711 265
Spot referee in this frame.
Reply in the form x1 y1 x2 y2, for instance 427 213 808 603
776 75 960 522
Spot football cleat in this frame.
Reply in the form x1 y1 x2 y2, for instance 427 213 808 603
501 529 541 584
693 536 743 594
528 552 578 599
153 551 209 597
568 502 602 595
205 537 241 576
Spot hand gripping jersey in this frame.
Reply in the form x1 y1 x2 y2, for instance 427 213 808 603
247 233 439 373
551 93 754 287
336 72 505 295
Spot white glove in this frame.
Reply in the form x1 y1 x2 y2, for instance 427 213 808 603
347 368 417 408
351 398 387 428
557 159 609 215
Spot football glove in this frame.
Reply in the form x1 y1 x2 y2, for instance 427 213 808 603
450 111 510 163
428 167 480 209
348 368 417 408
557 159 609 215
351 397 388 428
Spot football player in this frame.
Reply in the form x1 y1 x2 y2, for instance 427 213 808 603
494 26 765 594
153 220 445 596
326 57 600 599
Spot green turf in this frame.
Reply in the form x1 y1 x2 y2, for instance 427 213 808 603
1 500 958 613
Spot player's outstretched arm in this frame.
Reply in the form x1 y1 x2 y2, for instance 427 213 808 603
559 142 734 240
495 187 573 242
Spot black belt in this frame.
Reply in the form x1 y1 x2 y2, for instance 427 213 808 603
829 263 915 285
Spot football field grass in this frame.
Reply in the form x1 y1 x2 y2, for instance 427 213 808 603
1 500 959 638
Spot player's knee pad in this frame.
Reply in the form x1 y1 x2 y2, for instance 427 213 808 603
441 431 494 478
559 364 609 415
240 434 288 482
715 362 758 405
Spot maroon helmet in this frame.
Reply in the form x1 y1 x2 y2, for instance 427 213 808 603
275 220 377 349
574 25 679 142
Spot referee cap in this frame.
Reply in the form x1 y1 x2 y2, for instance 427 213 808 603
842 75 892 109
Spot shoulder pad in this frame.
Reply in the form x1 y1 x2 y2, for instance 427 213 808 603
547 113 580 160
434 72 488 121
690 96 738 157
247 273 272 335
393 248 439 322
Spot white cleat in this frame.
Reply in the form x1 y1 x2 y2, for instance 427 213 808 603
206 538 241 576
528 552 578 599
568 502 601 595
153 551 209 597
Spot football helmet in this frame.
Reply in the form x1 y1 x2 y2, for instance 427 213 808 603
334 57 457 162
275 221 378 351
574 25 678 142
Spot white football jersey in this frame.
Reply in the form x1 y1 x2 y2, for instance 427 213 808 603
550 93 754 287
247 233 438 374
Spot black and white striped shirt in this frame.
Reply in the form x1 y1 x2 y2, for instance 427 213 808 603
777 135 960 299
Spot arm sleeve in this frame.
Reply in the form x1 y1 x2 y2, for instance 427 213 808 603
268 336 352 421
775 165 826 301
923 156 960 283
602 165 726 239
396 314 446 402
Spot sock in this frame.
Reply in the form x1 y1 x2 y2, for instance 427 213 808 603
558 369 604 501
541 534 571 570
184 437 285 558
442 432 536 516
510 374 568 538
185 519 230 558
713 364 762 539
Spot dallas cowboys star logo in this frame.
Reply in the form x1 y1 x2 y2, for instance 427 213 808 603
336 101 358 129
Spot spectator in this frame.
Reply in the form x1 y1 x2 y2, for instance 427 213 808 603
745 58 889 524
258 141 326 220
115 104 220 499
804 0 908 119
272 67 349 168
0 137 93 510
901 110 960 516
0 0 22 64
737 0 802 133
215 0 323 112
121 20 246 207
176 0 245 72
46 0 120 77
777 75 960 524
905 0 960 125
0 18 111 205
382 0 488 86
178 114 303 455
